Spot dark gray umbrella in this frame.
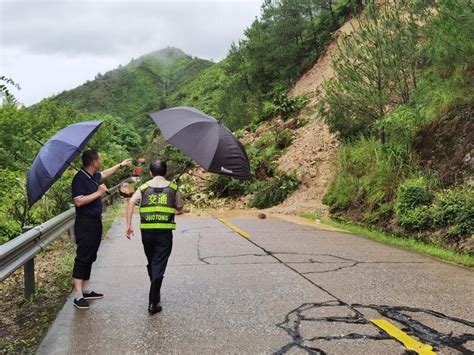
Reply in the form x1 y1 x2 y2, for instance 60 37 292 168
149 107 250 180
27 120 103 207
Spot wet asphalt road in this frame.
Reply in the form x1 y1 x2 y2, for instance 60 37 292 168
38 214 474 354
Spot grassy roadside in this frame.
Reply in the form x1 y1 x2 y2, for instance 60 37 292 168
102 202 124 237
0 201 124 354
301 212 474 267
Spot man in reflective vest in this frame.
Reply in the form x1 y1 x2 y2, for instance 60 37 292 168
125 160 183 314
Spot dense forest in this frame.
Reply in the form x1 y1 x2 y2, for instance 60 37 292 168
1 0 472 253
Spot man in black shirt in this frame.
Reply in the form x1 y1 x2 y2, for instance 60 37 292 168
71 150 131 309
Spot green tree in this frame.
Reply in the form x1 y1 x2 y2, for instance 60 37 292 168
323 0 428 141
424 0 474 72
220 0 353 129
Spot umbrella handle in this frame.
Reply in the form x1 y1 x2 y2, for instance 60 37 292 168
79 169 111 195
90 178 111 196
174 160 194 183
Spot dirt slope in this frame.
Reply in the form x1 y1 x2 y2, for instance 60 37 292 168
268 18 359 216
187 17 360 215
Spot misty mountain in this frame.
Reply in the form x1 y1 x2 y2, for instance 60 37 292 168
52 47 213 129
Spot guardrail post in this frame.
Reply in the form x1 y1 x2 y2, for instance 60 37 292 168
22 226 35 298
68 204 76 243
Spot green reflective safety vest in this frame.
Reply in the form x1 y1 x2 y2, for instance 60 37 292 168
139 182 178 230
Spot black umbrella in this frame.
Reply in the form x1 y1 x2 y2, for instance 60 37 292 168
149 107 250 180
27 120 103 207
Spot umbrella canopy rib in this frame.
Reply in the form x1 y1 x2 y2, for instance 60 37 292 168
167 121 220 170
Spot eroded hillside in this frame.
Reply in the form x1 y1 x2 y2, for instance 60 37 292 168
269 18 360 216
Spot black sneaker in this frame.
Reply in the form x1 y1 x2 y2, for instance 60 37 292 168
73 298 89 309
83 291 104 300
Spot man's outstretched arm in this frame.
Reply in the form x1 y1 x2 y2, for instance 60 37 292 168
101 158 132 180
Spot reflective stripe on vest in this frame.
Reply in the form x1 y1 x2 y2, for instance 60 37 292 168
140 223 176 230
139 206 176 214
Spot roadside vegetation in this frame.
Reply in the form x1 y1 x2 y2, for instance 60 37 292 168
321 0 474 254
0 102 136 244
301 212 474 267
0 202 123 353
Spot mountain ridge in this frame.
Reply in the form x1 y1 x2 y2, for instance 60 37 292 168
50 47 213 131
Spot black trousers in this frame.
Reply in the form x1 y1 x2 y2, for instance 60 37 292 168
72 215 102 280
141 229 173 281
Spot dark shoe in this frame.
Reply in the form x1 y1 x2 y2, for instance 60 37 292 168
148 303 162 315
83 291 104 300
73 298 89 309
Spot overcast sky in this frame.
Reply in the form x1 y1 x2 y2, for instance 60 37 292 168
0 0 262 106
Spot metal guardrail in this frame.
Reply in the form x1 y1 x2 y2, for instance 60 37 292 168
0 178 130 296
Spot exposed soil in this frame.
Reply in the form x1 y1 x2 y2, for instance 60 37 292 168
183 18 362 216
287 17 360 105
270 120 339 216
414 103 474 186
268 18 360 216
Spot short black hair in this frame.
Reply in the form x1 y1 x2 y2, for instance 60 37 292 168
82 150 99 167
150 160 167 177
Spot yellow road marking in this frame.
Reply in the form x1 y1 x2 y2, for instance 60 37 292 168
212 210 342 232
218 218 251 239
371 319 436 354
218 218 435 354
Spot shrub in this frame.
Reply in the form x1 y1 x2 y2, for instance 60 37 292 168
446 225 464 240
0 219 21 245
322 1 428 140
249 173 299 209
424 0 474 72
323 138 411 214
397 205 432 230
376 106 422 148
377 202 394 220
323 173 358 213
396 177 434 230
363 211 379 224
261 101 279 121
431 188 474 236
254 133 275 149
177 179 193 203
274 129 294 150
206 174 249 198
255 129 294 151
262 92 308 121
396 177 433 213
246 145 278 179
